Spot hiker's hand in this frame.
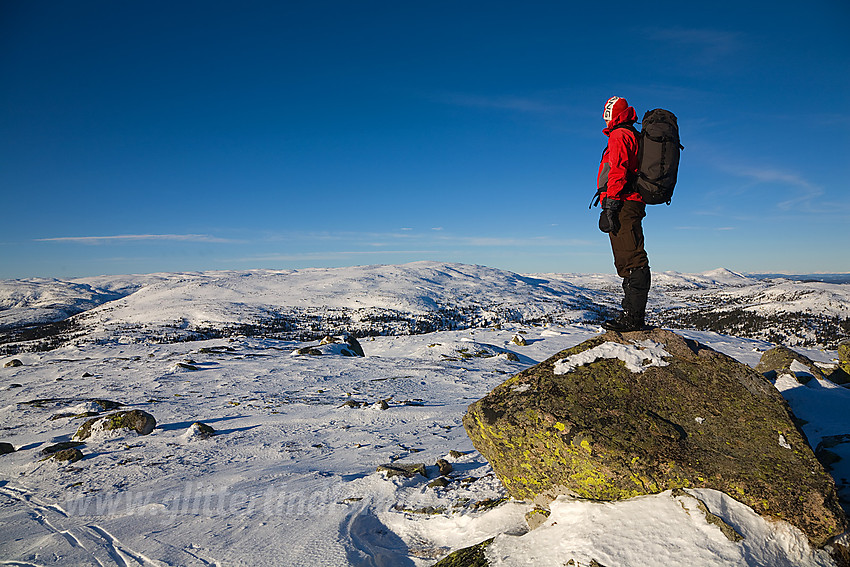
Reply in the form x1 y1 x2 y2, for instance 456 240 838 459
599 197 622 235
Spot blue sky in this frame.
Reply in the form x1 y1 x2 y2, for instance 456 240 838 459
2 0 848 279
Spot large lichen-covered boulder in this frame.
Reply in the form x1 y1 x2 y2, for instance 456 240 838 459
463 328 846 548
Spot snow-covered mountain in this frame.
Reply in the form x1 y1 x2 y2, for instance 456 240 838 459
1 262 848 353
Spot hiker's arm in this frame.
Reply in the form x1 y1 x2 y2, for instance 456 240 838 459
605 131 632 200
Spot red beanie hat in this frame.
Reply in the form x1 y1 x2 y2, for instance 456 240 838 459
603 96 628 122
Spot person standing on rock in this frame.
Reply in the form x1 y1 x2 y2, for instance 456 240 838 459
594 96 651 332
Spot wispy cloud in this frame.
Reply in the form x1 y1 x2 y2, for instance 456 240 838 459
35 234 237 244
229 250 441 263
726 166 824 211
646 27 743 65
227 230 598 264
439 235 595 248
674 226 736 231
436 93 575 115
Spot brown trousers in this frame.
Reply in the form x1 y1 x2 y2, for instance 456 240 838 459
609 200 649 278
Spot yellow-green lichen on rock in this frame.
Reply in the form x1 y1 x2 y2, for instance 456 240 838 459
462 328 846 548
839 340 850 375
431 537 494 567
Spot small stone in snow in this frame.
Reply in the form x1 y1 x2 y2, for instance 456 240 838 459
188 422 216 439
511 335 527 346
47 448 84 463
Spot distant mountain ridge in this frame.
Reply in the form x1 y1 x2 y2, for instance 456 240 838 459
1 262 848 352
752 273 850 285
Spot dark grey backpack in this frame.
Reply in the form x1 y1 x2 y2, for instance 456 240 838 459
635 109 683 205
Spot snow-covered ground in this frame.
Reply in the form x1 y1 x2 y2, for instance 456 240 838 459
1 263 849 566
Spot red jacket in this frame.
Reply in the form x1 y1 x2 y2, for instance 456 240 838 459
597 106 642 202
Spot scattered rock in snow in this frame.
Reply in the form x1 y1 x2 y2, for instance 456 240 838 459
525 507 551 530
567 559 606 567
375 399 390 410
197 345 236 354
293 347 323 356
89 399 122 411
74 409 157 440
173 362 199 371
47 448 84 463
293 334 366 357
184 422 216 440
41 441 85 456
427 477 450 488
756 344 824 384
464 328 847 548
342 335 365 357
4 359 23 368
48 399 122 420
339 400 363 409
49 410 98 421
432 537 494 567
436 458 453 476
0 442 15 455
377 463 427 479
419 340 507 362
510 334 527 346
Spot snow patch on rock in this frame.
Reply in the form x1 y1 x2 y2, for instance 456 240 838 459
554 339 671 375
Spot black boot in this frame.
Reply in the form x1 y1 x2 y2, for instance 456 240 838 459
626 265 650 327
602 311 639 332
602 266 650 332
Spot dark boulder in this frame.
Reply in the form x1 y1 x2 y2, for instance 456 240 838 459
756 344 825 384
74 409 157 440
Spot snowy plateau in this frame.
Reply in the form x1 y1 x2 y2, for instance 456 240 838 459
1 261 849 566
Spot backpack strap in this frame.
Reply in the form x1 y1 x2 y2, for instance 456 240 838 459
609 123 640 138
589 187 603 209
